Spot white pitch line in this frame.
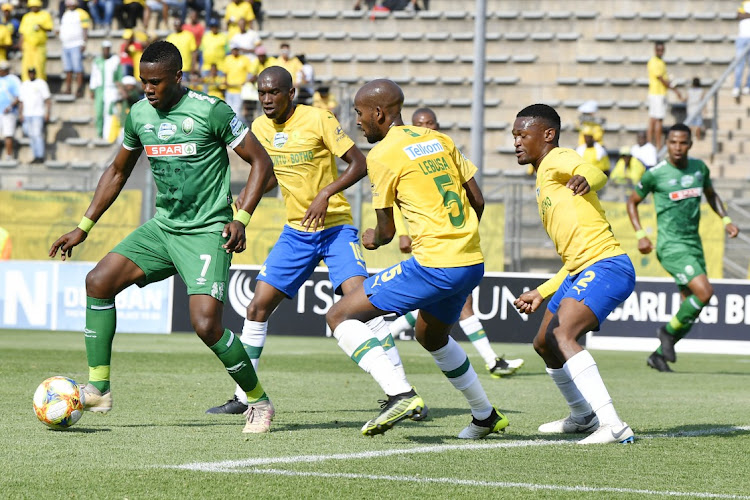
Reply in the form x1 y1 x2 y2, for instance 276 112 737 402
219 469 750 500
171 425 750 473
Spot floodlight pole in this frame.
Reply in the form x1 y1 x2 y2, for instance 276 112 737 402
470 0 487 190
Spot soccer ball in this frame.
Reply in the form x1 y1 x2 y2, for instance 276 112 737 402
32 376 84 430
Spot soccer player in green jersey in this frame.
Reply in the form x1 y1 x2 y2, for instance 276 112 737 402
627 123 740 372
49 41 277 433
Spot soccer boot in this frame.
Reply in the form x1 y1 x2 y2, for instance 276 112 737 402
242 399 275 434
410 403 429 421
647 352 673 372
206 395 249 415
577 422 634 444
80 383 112 413
487 357 525 378
538 412 599 434
657 326 677 363
361 388 425 436
458 407 509 439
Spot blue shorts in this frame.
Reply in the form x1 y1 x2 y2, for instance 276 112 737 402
258 224 368 298
547 254 635 330
364 256 484 325
62 47 83 73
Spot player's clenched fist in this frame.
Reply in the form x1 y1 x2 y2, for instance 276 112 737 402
514 289 544 315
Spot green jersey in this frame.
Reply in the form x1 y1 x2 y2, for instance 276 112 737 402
634 157 712 253
123 89 248 233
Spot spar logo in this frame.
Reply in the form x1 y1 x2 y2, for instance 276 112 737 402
144 143 197 157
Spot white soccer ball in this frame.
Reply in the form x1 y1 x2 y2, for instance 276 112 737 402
32 376 84 430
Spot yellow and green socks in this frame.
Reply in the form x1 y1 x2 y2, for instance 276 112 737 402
210 329 267 403
657 295 706 356
85 296 116 393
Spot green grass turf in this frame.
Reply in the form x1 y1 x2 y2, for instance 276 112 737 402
2 329 750 499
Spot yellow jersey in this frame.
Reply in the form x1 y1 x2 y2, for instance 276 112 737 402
19 10 53 47
0 23 13 61
166 30 196 72
224 53 251 92
610 157 646 185
248 56 275 77
202 74 225 99
271 57 302 83
648 56 667 95
224 1 254 29
368 126 483 268
199 31 228 72
534 148 624 296
251 105 355 231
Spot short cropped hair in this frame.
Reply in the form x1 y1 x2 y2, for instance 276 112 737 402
140 41 182 73
668 122 691 139
516 103 561 133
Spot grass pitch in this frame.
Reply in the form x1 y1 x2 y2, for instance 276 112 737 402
2 329 750 499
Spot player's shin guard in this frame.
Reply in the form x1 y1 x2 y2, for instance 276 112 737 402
85 297 116 393
366 316 406 380
665 294 706 340
563 350 621 427
210 329 267 403
459 315 498 366
233 320 268 404
333 319 411 396
430 336 493 420
546 367 594 419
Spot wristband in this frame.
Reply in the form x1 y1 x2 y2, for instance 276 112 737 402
77 216 95 233
723 216 733 226
635 229 647 240
233 209 251 226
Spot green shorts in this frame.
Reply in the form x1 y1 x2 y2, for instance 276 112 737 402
657 247 706 289
112 219 232 301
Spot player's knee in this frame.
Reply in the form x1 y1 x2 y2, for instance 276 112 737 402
85 266 115 298
246 299 272 322
696 284 714 304
325 302 349 332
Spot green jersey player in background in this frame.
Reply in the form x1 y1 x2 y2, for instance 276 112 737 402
627 123 739 372
49 41 277 433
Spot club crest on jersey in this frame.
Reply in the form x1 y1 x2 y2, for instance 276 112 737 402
158 122 177 140
680 175 694 188
273 132 288 148
403 139 444 160
144 143 197 157
182 117 194 135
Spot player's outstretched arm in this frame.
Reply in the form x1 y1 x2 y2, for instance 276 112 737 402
227 131 275 253
362 207 396 250
302 145 367 231
704 186 740 238
49 146 141 261
463 177 485 221
626 191 653 254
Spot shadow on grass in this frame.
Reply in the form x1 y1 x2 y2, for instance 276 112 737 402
638 424 750 439
48 427 110 433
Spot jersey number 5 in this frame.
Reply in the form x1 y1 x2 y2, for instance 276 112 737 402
433 174 465 228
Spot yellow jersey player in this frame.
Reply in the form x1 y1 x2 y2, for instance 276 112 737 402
388 107 525 378
205 67 424 435
512 104 636 445
327 79 508 439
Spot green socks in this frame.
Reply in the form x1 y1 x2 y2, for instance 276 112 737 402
210 329 267 403
658 295 707 356
85 296 117 393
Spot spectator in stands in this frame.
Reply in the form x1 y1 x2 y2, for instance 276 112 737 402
312 84 338 117
251 0 262 30
685 77 705 140
225 0 254 36
295 54 314 105
90 40 121 141
647 41 682 150
224 41 251 120
576 100 604 146
119 28 144 78
631 130 657 169
245 44 274 121
182 8 203 45
117 74 141 126
120 0 145 29
272 43 302 88
201 62 225 99
0 60 20 160
59 0 91 98
230 17 259 55
352 0 376 9
354 0 427 11
199 17 227 74
166 17 197 81
733 2 750 99
0 225 10 259
18 67 50 163
609 147 645 188
88 0 118 31
576 126 610 174
18 0 53 81
0 4 13 63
